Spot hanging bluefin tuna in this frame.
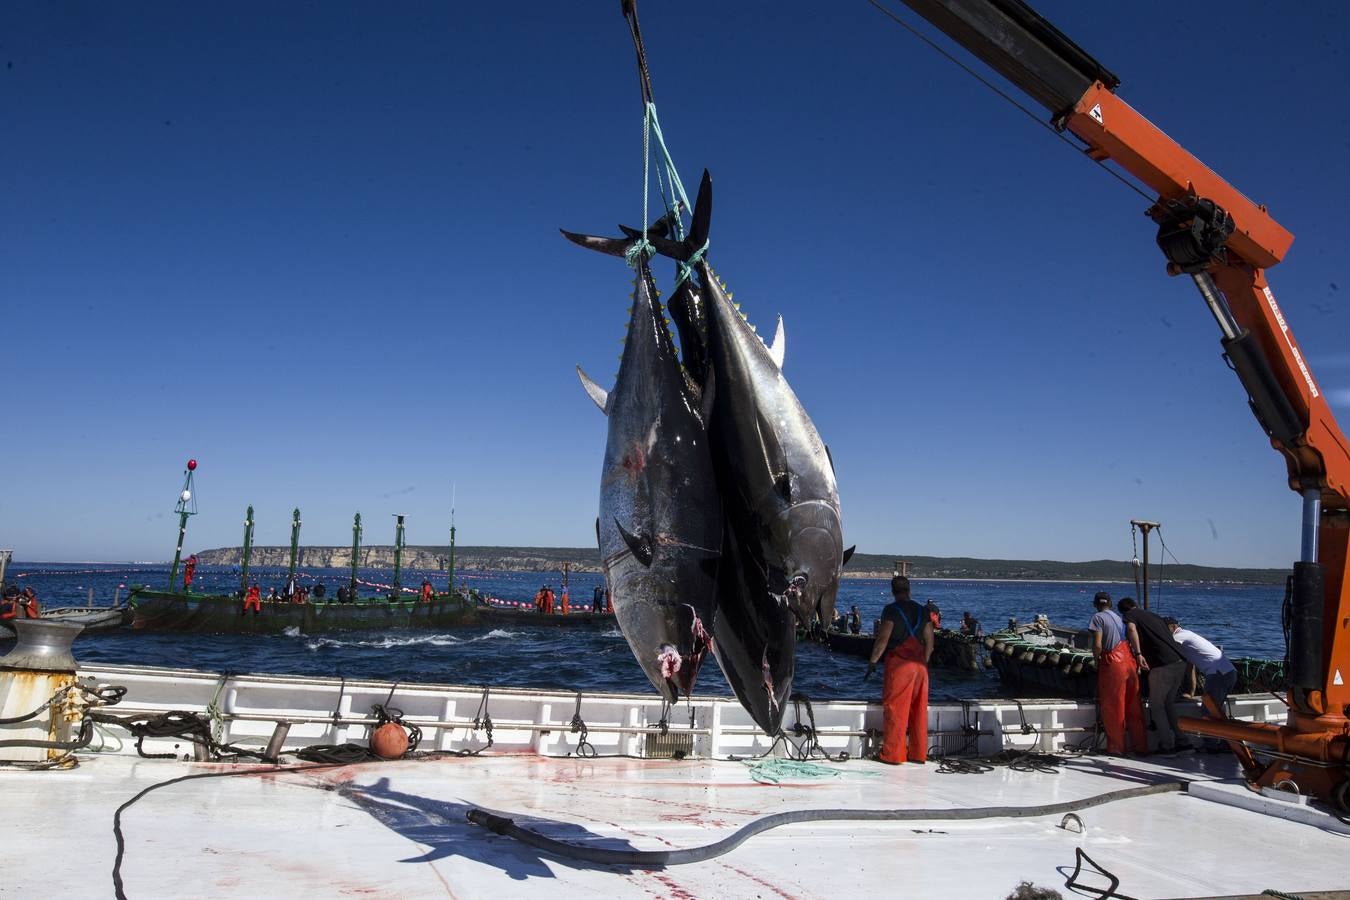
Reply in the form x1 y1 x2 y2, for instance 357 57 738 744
571 249 721 704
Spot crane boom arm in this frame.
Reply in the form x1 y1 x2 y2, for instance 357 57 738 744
894 0 1350 796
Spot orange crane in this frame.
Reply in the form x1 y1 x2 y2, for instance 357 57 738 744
889 0 1349 806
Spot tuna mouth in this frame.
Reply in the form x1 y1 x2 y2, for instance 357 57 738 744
784 574 808 603
657 644 682 679
664 609 713 698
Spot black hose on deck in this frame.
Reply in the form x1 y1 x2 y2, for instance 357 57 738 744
466 781 1185 867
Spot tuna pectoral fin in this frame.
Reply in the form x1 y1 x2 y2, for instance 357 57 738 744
768 316 785 369
576 365 610 415
755 406 789 483
559 228 638 258
699 365 716 425
615 519 654 567
842 545 856 567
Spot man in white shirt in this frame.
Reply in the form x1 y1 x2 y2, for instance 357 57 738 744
1164 617 1237 710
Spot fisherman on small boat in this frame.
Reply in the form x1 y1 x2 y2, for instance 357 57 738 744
242 581 262 615
182 554 197 591
1088 591 1147 757
542 586 556 615
592 584 605 613
959 611 982 637
266 586 279 603
420 579 433 603
925 600 941 629
1 585 40 621
534 586 547 613
848 606 861 635
866 575 933 765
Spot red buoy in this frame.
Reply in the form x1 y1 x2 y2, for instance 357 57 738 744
187 459 198 471
370 721 409 759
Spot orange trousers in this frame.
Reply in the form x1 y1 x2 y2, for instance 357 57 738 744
243 595 261 613
1098 640 1148 755
881 653 928 764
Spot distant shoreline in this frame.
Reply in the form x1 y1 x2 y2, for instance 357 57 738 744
10 557 1284 588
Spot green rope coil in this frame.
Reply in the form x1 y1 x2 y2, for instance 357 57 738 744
746 758 844 785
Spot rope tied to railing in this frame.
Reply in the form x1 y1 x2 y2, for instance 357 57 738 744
569 693 596 758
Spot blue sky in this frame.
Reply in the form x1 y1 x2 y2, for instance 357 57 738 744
3 1 1346 567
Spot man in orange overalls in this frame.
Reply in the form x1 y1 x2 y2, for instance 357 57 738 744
1089 592 1148 756
243 581 262 615
420 579 433 603
867 575 933 765
542 586 555 615
182 554 197 591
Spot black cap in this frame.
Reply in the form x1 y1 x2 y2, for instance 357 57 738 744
1093 591 1111 602
1162 616 1179 627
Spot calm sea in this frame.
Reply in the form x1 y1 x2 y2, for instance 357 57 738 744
3 562 1286 702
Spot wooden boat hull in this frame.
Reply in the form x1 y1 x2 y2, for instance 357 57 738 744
129 588 616 634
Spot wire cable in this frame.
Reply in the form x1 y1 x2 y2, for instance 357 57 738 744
864 0 1153 203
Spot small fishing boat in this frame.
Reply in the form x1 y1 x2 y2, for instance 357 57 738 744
129 587 617 635
983 620 1098 699
823 628 985 671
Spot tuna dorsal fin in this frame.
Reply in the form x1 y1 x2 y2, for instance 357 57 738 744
842 545 856 567
615 519 654 568
768 315 785 369
576 365 609 415
595 517 601 549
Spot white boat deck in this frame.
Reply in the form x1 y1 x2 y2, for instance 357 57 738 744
6 750 1349 899
3 664 1348 898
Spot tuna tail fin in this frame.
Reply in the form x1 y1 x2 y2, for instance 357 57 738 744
576 365 610 414
635 169 713 263
559 228 642 258
616 203 683 241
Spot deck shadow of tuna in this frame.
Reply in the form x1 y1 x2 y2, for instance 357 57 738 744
335 776 654 879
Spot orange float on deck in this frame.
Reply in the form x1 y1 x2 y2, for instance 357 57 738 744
370 721 410 759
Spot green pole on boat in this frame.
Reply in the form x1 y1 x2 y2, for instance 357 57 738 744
446 482 457 598
350 512 362 600
168 459 199 591
447 523 456 598
287 508 301 589
239 505 255 595
392 514 406 598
